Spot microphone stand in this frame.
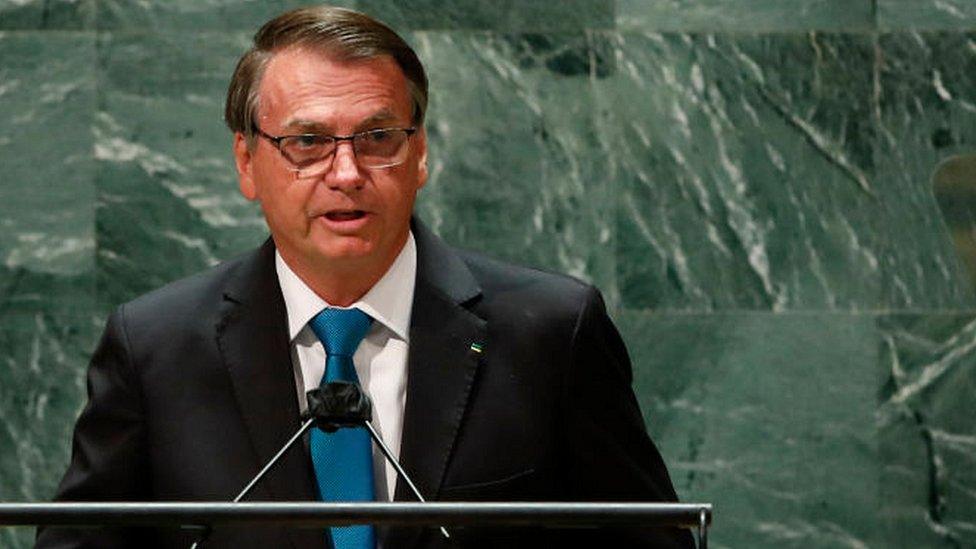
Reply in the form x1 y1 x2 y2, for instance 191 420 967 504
189 417 317 549
234 418 317 504
189 382 450 548
361 419 451 539
307 382 451 540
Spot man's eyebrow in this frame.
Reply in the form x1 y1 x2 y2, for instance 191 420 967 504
280 119 330 133
358 109 399 128
279 109 402 134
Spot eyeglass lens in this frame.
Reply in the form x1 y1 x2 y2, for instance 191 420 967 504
280 129 411 175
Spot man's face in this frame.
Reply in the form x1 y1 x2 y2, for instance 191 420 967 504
234 47 427 280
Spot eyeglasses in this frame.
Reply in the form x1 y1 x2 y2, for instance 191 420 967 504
254 126 417 177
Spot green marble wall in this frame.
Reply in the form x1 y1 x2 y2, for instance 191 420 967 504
2 1 976 547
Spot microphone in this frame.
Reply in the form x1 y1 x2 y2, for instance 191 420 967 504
189 381 449 548
307 382 451 540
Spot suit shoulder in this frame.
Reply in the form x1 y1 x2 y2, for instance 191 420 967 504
118 244 264 324
455 248 601 315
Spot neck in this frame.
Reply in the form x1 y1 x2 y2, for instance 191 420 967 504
277 237 407 308
305 270 379 307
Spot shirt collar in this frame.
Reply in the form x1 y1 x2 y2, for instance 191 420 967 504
275 231 417 342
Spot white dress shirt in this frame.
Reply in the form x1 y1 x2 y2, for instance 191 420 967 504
275 232 416 502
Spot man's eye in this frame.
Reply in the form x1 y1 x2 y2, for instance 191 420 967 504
364 130 392 143
295 135 327 148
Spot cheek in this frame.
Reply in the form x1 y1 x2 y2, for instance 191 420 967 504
258 180 310 226
383 186 416 217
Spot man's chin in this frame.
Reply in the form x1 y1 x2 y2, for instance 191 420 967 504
312 242 376 264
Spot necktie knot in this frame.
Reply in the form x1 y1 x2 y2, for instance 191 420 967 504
309 307 372 358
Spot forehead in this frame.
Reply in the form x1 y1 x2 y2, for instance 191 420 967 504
256 47 412 130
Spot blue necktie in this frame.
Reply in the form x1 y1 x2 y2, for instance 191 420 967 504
309 308 375 549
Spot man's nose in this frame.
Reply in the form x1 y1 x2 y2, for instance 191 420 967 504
324 141 365 190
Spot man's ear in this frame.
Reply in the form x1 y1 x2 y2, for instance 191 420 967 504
415 126 428 190
233 132 258 201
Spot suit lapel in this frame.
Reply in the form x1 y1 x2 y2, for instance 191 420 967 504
216 226 483 548
215 240 321 549
387 221 485 548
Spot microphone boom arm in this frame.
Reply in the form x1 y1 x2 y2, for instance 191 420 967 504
234 417 317 503
191 417 317 548
362 419 450 539
307 382 450 540
196 382 451 547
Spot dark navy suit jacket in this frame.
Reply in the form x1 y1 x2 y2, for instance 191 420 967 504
37 220 693 548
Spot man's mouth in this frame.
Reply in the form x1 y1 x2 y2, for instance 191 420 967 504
324 210 367 221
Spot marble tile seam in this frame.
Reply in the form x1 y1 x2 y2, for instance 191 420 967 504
0 28 926 38
4 28 913 36
0 315 96 321
613 309 976 316
614 28 879 35
408 31 851 44
607 28 976 36
0 29 94 36
415 29 974 37
6 28 976 42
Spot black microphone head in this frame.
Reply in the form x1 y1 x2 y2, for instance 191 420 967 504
306 381 373 432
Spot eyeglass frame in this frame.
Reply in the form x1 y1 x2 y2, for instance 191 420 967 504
252 125 418 172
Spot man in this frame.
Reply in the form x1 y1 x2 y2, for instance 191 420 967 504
38 6 693 549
